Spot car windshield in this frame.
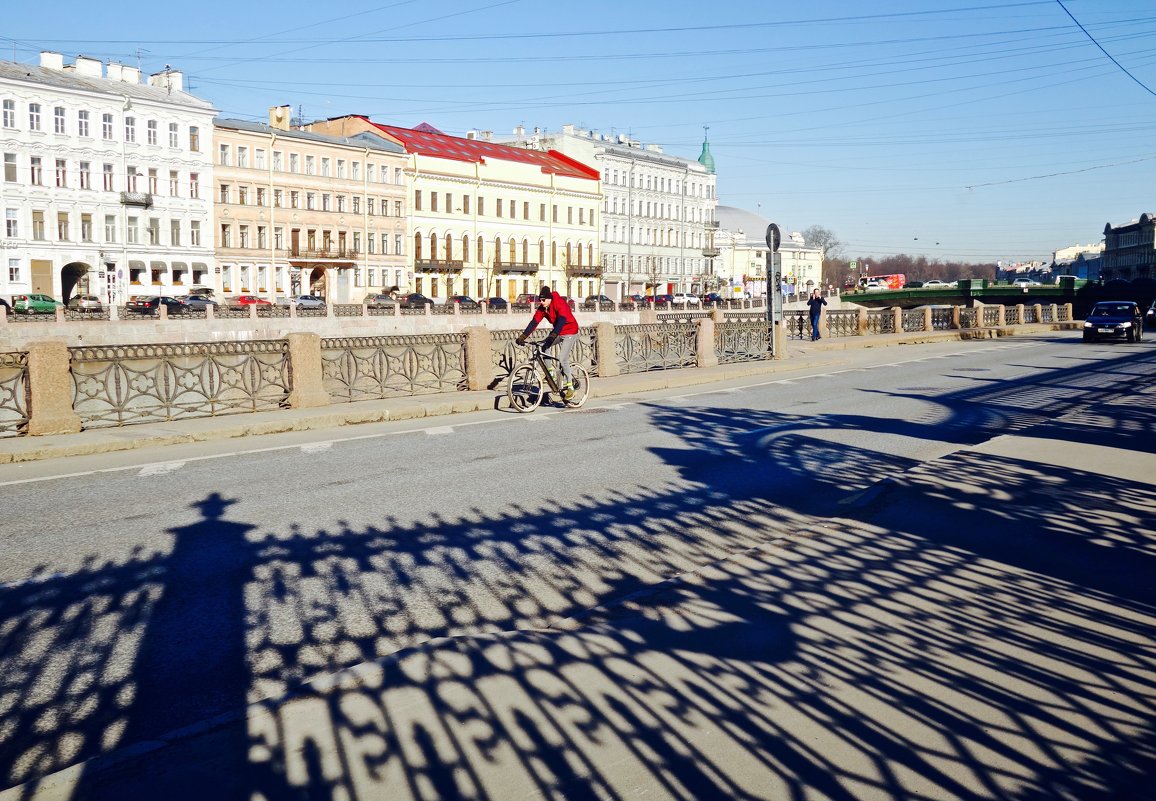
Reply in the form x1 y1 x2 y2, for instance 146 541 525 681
1092 304 1133 315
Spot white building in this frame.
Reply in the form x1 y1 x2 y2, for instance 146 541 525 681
497 124 718 301
715 206 824 296
0 52 216 305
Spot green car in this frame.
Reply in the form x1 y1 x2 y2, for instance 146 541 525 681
12 294 62 314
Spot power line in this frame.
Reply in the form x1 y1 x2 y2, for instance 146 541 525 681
1055 0 1156 97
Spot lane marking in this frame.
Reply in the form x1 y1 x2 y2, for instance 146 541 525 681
138 461 185 476
425 426 455 436
300 442 332 454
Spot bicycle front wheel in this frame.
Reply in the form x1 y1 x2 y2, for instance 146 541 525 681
507 363 544 412
564 364 592 408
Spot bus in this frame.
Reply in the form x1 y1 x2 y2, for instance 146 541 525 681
858 273 906 290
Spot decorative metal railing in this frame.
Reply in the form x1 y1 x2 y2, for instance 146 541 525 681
321 334 467 402
783 311 809 340
866 310 895 334
715 320 773 363
961 309 979 328
901 310 925 332
63 308 111 322
982 306 1000 327
0 351 29 438
70 341 291 428
488 330 596 386
827 310 859 337
931 308 954 330
1040 305 1054 323
1056 304 1070 322
615 323 697 373
1023 306 1039 324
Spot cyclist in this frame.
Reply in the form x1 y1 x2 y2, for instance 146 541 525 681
515 286 580 400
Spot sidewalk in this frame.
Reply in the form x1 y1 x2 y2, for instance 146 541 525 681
0 325 1067 464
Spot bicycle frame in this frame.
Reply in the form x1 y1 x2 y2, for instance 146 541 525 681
529 345 565 394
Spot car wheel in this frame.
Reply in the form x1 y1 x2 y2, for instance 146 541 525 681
1082 333 1092 343
1127 328 1135 343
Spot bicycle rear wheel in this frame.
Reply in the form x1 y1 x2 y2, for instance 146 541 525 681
507 363 544 412
564 364 592 408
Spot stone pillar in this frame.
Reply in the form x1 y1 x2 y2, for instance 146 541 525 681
158 303 168 320
1033 303 1043 323
710 307 725 324
639 307 658 324
892 306 903 333
857 307 868 335
594 322 619 377
55 306 66 323
249 303 259 321
1063 302 1073 321
285 332 330 409
696 318 718 368
463 326 494 391
922 307 933 331
0 304 6 322
951 306 961 329
996 304 1005 326
1014 304 1025 325
26 340 82 435
774 320 787 360
289 303 298 319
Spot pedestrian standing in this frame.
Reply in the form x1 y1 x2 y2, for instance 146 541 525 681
807 289 827 341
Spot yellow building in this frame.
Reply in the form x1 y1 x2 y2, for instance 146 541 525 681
212 110 408 302
306 117 601 302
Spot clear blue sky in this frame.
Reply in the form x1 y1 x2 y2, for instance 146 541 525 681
5 0 1155 265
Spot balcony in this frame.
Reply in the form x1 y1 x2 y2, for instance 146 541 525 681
120 191 153 208
414 259 465 273
704 220 720 230
286 247 359 262
493 262 540 275
566 264 604 278
702 247 720 258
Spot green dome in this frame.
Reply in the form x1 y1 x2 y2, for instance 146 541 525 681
698 130 716 174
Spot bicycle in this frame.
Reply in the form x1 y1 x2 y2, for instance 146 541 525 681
506 341 591 412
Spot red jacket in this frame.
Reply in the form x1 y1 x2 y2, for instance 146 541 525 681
523 291 579 338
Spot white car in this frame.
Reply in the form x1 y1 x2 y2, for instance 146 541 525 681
671 293 701 306
863 281 889 291
1011 278 1040 287
922 279 949 288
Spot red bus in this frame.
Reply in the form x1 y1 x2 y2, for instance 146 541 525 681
859 273 906 290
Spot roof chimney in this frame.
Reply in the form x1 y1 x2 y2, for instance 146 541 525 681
39 51 65 70
269 105 292 131
74 55 102 77
149 68 184 93
107 63 124 81
120 65 140 84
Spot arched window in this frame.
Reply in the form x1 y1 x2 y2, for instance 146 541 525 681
565 242 572 268
413 232 422 261
575 242 582 268
462 235 469 263
521 238 528 264
429 232 438 262
477 235 484 263
551 241 557 267
494 237 502 264
445 233 453 262
538 240 545 265
508 238 516 264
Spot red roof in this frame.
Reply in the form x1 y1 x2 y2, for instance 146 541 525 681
371 121 599 181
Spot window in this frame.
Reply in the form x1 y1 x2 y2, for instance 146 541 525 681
238 186 248 205
305 154 315 175
80 161 91 190
29 103 41 131
273 189 282 208
189 172 200 198
30 156 42 185
218 144 230 166
255 149 265 169
219 223 231 248
257 225 267 249
306 192 315 210
190 220 201 246
169 170 178 196
104 215 116 242
5 209 16 237
414 190 422 211
147 168 158 195
169 122 179 147
54 106 66 134
368 198 375 216
57 212 70 240
8 260 19 282
395 234 403 255
337 195 345 212
148 218 160 245
496 198 503 218
237 146 248 168
367 163 375 182
103 163 114 191
320 157 330 177
3 153 15 182
256 187 265 207
219 184 230 203
322 193 330 212
32 211 46 240
126 216 139 244
463 195 470 215
1 100 14 128
289 153 299 173
336 159 345 179
352 196 359 214
189 126 200 152
478 197 485 216
239 225 249 249
394 167 402 183
431 192 438 213
147 119 157 145
351 161 359 180
170 219 180 246
55 159 66 187
273 151 283 171
540 203 546 221
524 201 530 220
124 116 135 142
394 200 402 216
102 114 113 140
273 226 282 249
290 191 300 209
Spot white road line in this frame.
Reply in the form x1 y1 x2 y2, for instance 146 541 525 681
138 461 185 476
300 442 333 454
425 426 455 436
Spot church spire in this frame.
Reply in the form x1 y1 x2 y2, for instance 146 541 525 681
697 125 716 174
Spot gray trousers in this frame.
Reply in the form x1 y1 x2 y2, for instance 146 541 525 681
553 334 577 384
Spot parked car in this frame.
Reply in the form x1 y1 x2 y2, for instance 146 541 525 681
228 294 273 307
398 292 434 309
622 294 652 306
0 297 9 313
651 293 675 306
514 293 540 306
863 281 889 292
671 293 701 306
1011 278 1041 287
700 292 729 304
127 296 189 316
12 293 61 314
584 294 615 308
178 295 218 307
1146 299 1156 329
1082 301 1144 343
288 294 326 309
66 295 104 313
483 296 509 309
447 295 479 309
363 293 397 309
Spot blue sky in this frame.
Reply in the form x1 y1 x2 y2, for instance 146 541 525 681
5 0 1155 265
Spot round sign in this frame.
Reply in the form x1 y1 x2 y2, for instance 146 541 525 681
765 223 781 253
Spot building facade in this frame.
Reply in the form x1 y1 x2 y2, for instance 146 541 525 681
305 117 601 302
497 124 718 301
213 112 408 302
715 206 823 296
0 52 216 304
1101 213 1155 282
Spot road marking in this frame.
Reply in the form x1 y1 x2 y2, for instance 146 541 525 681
425 426 455 436
138 461 185 476
300 442 332 454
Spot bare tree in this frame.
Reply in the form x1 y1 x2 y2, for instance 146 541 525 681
802 226 845 284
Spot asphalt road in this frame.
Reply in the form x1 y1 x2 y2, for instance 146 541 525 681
1 332 1154 800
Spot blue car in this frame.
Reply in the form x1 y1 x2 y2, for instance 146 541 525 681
1083 301 1144 343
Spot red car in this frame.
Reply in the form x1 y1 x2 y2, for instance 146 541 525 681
229 294 272 307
